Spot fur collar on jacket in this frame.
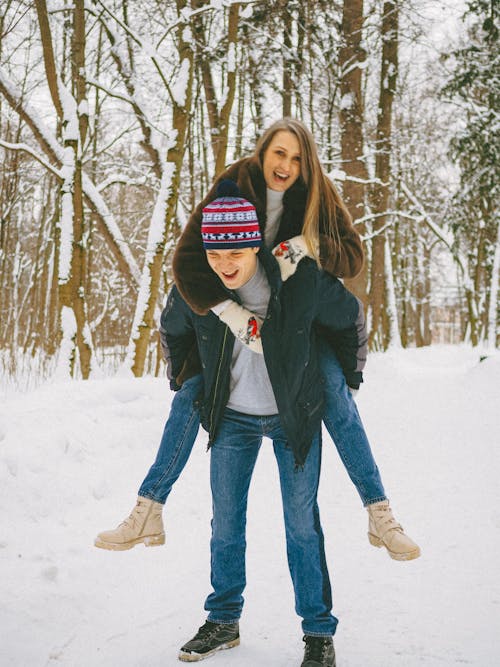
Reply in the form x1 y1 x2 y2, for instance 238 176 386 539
172 156 363 315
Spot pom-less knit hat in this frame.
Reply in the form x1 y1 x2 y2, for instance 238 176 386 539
201 179 262 250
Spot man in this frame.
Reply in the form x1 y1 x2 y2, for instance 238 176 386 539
162 183 367 666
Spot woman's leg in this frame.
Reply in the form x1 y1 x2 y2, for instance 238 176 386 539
94 374 202 550
139 374 203 504
319 341 386 506
269 419 337 639
319 342 421 560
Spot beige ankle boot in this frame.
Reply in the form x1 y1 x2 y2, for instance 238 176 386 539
94 497 165 551
367 500 420 561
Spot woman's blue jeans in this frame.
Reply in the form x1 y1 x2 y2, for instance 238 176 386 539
139 346 386 506
205 408 337 637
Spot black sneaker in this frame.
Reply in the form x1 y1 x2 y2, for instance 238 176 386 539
301 635 336 667
178 620 240 662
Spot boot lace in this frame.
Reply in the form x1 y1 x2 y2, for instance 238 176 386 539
303 636 329 663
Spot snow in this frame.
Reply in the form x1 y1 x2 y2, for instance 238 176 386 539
1 345 499 666
53 306 77 380
58 79 79 142
59 146 76 283
227 43 236 73
171 58 191 108
339 92 354 111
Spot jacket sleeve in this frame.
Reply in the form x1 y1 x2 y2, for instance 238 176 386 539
159 286 197 390
315 275 368 389
318 208 364 280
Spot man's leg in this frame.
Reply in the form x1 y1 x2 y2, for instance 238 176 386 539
94 375 202 550
269 418 337 639
179 409 261 662
204 409 262 623
319 341 386 506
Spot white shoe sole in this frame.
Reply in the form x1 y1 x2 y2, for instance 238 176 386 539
178 638 240 662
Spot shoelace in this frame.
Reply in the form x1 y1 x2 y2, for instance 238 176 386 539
304 637 329 662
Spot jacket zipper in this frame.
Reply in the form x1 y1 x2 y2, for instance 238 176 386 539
208 326 229 442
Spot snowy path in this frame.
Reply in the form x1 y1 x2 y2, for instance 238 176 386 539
1 346 499 666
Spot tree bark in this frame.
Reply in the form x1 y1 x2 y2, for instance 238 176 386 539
339 0 369 309
129 0 194 376
368 0 399 349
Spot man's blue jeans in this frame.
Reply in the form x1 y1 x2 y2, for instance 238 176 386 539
139 346 386 506
205 408 337 637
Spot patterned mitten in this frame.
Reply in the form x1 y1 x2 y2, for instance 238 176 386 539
272 235 316 281
212 300 263 354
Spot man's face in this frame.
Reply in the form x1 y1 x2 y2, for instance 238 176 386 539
206 247 259 289
262 130 302 192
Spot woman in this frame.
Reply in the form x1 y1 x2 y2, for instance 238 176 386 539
95 118 420 562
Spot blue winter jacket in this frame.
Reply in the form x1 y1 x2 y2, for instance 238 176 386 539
161 248 367 466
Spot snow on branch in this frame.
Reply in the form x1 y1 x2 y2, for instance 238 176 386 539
85 76 134 105
0 68 140 285
93 0 177 107
0 67 64 166
0 139 62 178
328 168 388 187
97 174 148 192
400 181 454 249
400 181 470 283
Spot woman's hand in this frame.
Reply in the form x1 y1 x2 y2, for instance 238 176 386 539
272 235 316 281
211 300 263 354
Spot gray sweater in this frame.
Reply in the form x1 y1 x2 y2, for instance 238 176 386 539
226 261 278 416
226 190 284 415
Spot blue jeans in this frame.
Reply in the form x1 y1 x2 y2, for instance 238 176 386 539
138 374 203 503
319 341 386 506
205 408 337 637
139 347 386 506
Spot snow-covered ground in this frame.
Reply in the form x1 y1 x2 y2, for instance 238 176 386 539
1 345 499 667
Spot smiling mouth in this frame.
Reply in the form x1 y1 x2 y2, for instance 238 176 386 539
274 171 289 182
222 270 238 281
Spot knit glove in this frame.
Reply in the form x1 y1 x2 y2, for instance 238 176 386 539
272 235 316 281
211 300 263 354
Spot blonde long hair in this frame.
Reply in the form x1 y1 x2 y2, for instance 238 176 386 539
254 118 351 265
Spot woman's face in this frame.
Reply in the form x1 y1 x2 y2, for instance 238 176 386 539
262 130 301 192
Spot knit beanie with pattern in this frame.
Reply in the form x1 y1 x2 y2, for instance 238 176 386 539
201 180 262 250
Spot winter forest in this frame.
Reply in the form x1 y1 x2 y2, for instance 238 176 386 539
0 0 499 384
